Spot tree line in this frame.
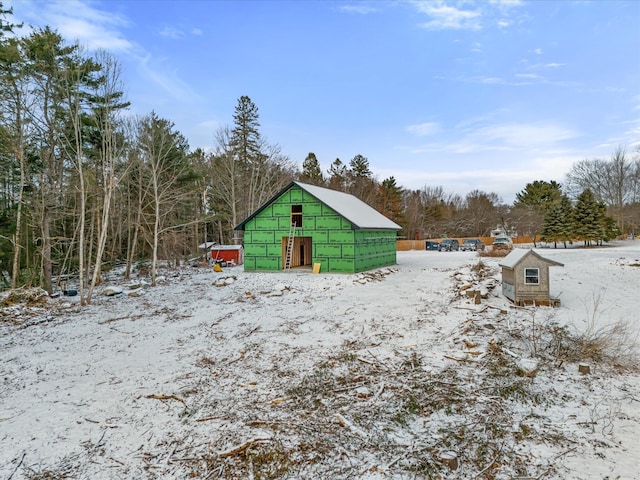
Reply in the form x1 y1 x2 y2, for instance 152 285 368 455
1 7 639 300
299 151 639 247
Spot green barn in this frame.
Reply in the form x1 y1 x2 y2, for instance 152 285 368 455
234 181 402 273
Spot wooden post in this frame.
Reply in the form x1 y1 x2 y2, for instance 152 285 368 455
438 451 458 470
578 363 591 375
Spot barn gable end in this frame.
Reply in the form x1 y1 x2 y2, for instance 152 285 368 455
235 182 402 273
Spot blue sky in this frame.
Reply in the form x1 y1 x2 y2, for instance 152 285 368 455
6 0 640 203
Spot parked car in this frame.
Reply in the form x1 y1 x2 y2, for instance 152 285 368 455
492 236 513 250
425 241 440 250
460 239 485 251
439 239 460 251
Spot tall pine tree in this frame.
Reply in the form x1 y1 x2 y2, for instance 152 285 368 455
573 188 602 246
541 195 573 248
376 176 404 227
300 152 324 185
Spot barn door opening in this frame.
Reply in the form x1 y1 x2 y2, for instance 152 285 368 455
282 236 312 269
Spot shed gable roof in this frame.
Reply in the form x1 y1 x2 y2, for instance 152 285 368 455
499 249 564 269
235 181 402 231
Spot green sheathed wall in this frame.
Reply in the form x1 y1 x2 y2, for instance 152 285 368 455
242 185 397 273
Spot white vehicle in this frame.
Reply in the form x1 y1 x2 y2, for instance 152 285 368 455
492 236 513 250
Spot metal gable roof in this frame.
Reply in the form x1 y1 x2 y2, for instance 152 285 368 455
499 249 565 269
234 181 402 231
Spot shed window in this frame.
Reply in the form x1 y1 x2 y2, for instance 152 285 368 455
291 205 303 227
524 268 539 285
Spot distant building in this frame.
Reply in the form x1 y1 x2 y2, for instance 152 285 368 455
234 181 402 273
499 249 564 306
210 245 244 266
491 226 506 237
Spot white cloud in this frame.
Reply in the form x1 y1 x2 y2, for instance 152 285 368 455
20 0 134 52
137 54 202 103
159 27 184 39
338 5 378 15
470 122 581 148
191 28 203 36
515 73 541 79
416 2 482 31
480 76 505 84
406 122 441 137
532 48 543 55
413 0 525 31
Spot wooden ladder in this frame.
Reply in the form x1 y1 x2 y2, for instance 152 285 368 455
284 223 296 270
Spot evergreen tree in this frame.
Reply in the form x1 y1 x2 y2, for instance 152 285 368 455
514 180 562 209
300 152 324 185
347 153 376 204
558 195 575 247
229 95 291 216
230 95 261 165
327 158 347 192
348 153 372 178
573 188 601 246
512 180 563 244
230 95 262 215
541 195 573 248
0 2 22 37
376 176 403 227
22 27 92 292
596 201 620 244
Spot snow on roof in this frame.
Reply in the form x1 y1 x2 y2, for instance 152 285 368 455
235 181 402 231
293 182 402 230
499 248 564 269
210 245 243 251
198 242 217 249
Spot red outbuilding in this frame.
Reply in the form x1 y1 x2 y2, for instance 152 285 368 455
210 245 244 266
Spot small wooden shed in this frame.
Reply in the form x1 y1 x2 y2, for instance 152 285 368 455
498 249 564 306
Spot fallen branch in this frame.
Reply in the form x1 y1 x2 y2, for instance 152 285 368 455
217 436 272 458
99 314 143 324
333 413 369 439
474 443 503 478
265 396 291 405
196 416 221 422
145 394 186 406
7 452 26 480
444 354 471 363
357 356 376 366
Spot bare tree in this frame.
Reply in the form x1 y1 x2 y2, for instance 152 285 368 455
137 112 190 286
209 126 240 239
59 43 96 303
460 190 502 237
566 146 639 234
84 51 129 303
123 117 144 279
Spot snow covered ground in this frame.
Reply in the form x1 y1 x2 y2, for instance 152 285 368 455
1 241 639 479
